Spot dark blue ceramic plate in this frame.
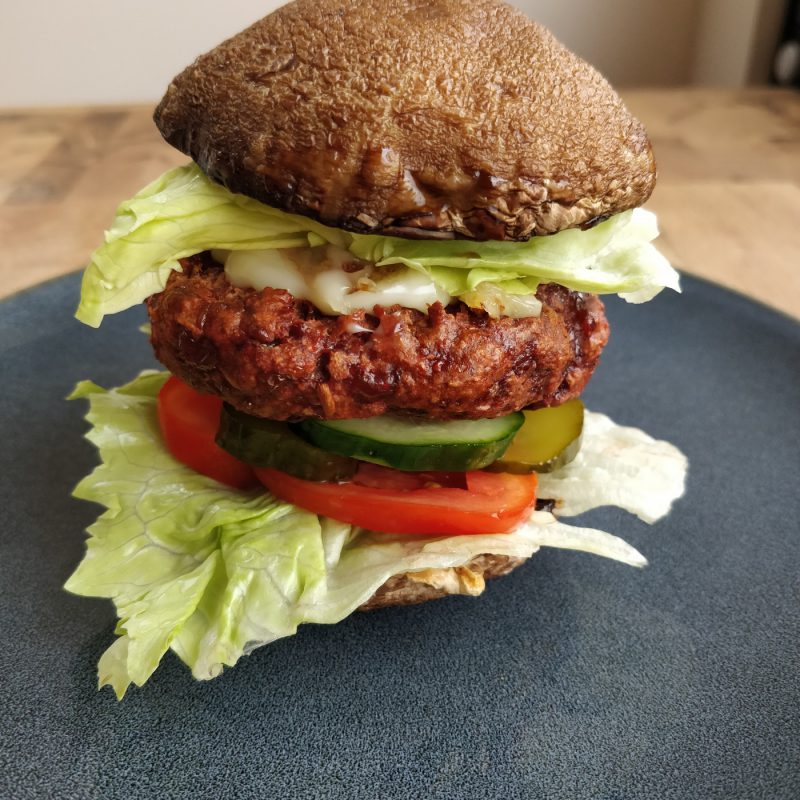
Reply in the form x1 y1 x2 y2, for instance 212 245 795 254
1 273 798 799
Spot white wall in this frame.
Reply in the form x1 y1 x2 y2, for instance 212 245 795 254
1 1 280 106
0 0 781 107
528 0 703 86
692 0 786 85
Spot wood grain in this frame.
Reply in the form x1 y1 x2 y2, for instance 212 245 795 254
0 89 798 318
624 89 800 320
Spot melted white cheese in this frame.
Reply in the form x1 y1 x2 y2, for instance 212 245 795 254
224 245 451 315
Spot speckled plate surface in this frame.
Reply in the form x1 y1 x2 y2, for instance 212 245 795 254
1 273 798 799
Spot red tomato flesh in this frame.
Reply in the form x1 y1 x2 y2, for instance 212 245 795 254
157 376 258 490
254 466 537 536
158 376 538 534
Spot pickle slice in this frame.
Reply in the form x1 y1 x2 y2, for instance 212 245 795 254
216 405 358 481
487 399 584 474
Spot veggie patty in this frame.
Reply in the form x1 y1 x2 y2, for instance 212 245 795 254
147 253 610 420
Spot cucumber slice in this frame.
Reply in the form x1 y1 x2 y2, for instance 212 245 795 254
216 405 357 481
487 399 584 473
297 412 524 472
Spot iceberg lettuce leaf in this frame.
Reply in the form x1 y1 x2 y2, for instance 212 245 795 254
67 372 686 697
537 413 689 524
77 164 680 327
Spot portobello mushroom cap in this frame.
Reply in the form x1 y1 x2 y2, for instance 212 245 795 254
154 0 655 241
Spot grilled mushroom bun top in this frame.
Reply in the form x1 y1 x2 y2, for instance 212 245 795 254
155 0 655 243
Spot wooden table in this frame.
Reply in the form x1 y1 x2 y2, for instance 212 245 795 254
1 88 798 318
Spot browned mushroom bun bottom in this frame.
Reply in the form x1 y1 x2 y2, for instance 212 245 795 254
359 554 527 611
146 253 609 421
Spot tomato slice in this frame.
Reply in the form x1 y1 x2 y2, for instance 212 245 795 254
157 375 537 531
254 466 537 536
157 376 258 490
352 463 467 490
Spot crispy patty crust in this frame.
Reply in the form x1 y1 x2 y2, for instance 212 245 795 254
147 253 609 420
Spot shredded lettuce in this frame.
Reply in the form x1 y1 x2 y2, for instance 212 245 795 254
76 164 680 327
66 372 686 698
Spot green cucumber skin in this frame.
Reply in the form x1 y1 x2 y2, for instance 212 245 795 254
298 415 523 472
309 412 524 447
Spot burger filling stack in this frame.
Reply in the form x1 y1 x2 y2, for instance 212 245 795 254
67 0 687 697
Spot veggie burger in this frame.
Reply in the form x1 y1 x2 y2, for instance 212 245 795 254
68 0 688 697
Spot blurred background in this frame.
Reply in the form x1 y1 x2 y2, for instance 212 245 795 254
1 0 798 106
1 0 798 317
